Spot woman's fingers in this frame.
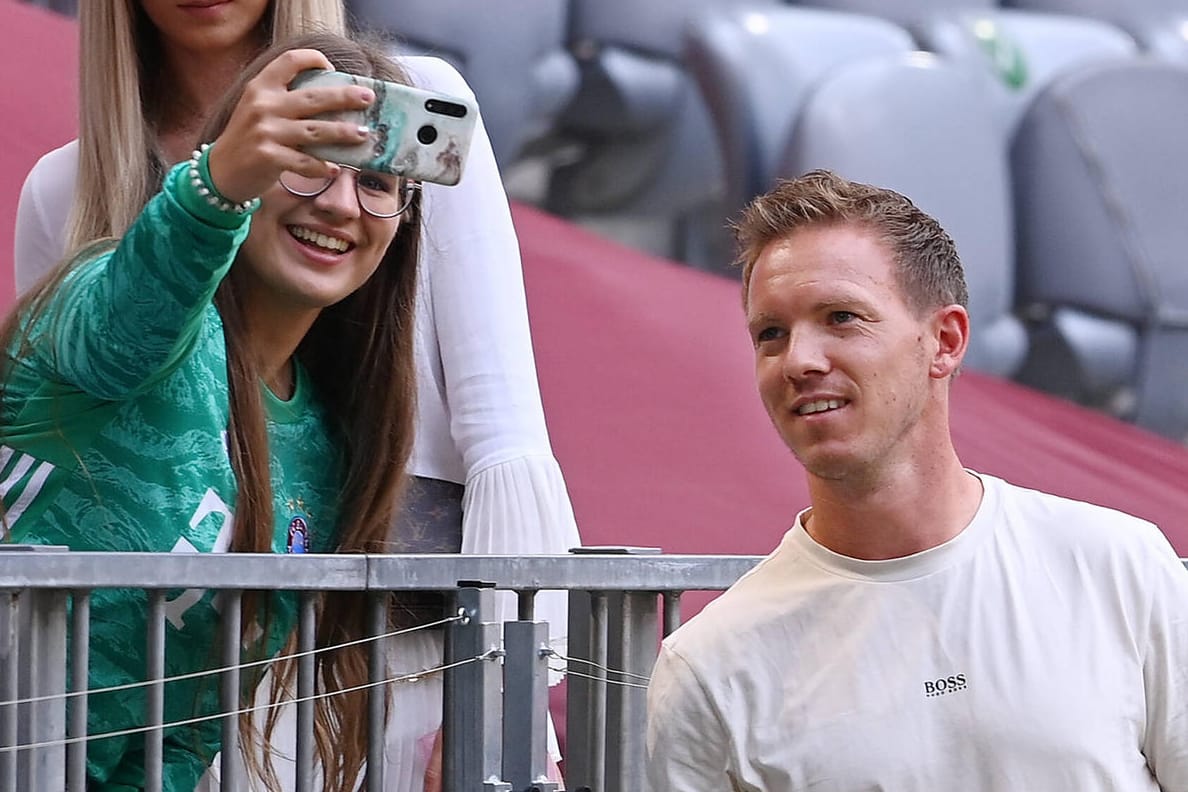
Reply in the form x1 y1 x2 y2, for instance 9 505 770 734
256 48 337 89
278 118 371 152
284 83 375 119
204 48 379 201
423 728 443 792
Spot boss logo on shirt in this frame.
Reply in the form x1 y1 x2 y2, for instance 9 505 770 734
923 673 968 698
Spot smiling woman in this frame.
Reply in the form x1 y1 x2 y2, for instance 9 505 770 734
14 1 581 790
0 33 420 792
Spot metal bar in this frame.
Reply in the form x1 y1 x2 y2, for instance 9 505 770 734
67 590 90 792
662 591 682 637
517 590 537 621
294 592 317 792
605 592 659 792
32 588 68 791
3 546 68 792
443 586 505 792
0 591 19 792
586 592 609 792
562 590 592 789
144 591 167 792
501 621 552 789
0 552 763 592
219 590 243 792
11 554 1178 592
366 593 387 792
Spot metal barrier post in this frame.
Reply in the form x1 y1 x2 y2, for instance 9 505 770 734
295 592 317 792
605 591 659 792
20 586 68 791
502 620 556 792
0 546 68 792
367 592 388 792
67 590 90 792
562 588 593 790
443 585 508 792
0 588 19 791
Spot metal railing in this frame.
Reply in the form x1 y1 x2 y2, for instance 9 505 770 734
0 546 763 792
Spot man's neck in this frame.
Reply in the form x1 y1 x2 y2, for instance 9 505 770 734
803 454 983 561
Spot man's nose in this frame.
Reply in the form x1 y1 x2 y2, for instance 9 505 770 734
781 327 830 380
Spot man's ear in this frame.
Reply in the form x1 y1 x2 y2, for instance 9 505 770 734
930 304 969 380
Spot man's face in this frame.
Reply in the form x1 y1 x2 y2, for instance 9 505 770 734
746 224 951 482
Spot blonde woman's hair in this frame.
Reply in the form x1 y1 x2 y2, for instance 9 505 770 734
65 0 348 253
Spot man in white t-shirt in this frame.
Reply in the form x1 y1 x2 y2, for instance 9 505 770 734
645 170 1188 791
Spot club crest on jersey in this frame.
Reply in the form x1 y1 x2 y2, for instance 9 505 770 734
286 499 312 554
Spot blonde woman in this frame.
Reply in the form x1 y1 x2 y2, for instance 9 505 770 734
13 1 579 790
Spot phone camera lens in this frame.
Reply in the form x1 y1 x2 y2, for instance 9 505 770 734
417 125 439 145
425 99 468 118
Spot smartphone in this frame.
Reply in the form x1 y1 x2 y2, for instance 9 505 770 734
289 69 479 187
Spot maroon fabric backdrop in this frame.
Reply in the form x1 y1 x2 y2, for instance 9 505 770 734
0 0 78 304
516 205 1188 561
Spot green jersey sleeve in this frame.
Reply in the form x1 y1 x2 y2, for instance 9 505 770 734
26 162 250 400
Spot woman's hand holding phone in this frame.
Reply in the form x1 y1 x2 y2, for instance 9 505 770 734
205 48 375 204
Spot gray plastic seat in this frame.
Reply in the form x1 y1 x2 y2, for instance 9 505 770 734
684 6 915 221
787 0 995 33
1011 60 1188 441
787 1 1139 131
346 0 577 166
545 0 780 267
919 10 1137 133
1002 0 1188 62
782 53 1027 378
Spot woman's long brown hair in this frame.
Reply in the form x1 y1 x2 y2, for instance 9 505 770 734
200 32 420 791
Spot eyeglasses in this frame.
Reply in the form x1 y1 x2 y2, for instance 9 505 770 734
279 166 421 218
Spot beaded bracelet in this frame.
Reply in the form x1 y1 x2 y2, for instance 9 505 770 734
187 142 261 215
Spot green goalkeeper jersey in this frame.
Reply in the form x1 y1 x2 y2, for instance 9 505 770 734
2 163 344 791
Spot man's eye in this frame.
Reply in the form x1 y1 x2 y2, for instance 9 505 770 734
829 311 857 325
756 327 784 343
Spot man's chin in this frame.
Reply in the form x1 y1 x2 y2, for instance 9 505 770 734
794 447 864 482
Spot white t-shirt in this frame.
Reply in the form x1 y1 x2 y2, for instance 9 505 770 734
647 472 1188 791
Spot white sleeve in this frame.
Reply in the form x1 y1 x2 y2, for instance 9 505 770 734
400 57 582 656
1142 536 1188 788
647 644 736 792
13 140 78 294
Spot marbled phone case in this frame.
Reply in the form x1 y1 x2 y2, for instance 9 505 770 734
290 69 478 186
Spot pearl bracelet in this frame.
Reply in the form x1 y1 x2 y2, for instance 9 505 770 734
187 143 261 214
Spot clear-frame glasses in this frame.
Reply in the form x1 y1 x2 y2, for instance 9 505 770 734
279 165 420 218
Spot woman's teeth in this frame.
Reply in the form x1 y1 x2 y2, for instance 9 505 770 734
288 226 349 253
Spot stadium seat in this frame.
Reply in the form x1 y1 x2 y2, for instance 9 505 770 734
918 10 1137 133
787 1 1138 133
1002 0 1188 62
1011 60 1188 441
787 0 995 33
684 6 915 221
544 0 781 267
346 0 578 166
781 53 1027 378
